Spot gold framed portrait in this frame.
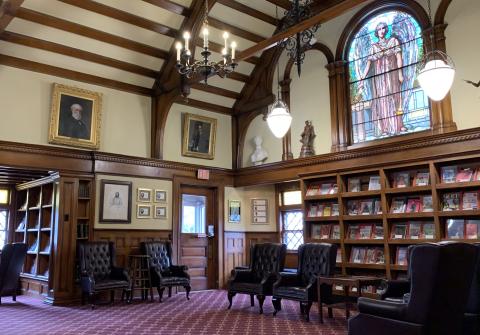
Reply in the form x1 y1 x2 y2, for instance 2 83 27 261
182 113 217 160
48 83 102 149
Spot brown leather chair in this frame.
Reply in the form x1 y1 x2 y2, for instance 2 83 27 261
0 243 27 304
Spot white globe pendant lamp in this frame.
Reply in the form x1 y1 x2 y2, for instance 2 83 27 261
266 98 292 138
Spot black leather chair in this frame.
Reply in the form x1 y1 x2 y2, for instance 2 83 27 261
348 242 477 335
272 243 337 321
141 241 191 302
78 241 131 309
0 243 27 304
464 243 480 335
227 242 286 314
380 244 415 302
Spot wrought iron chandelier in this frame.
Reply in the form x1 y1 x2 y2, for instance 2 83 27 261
175 0 237 84
279 0 319 77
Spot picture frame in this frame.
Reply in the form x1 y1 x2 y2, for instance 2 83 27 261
154 205 167 219
228 200 241 223
137 188 152 202
48 83 102 149
182 113 217 160
99 180 132 223
251 199 268 224
154 189 167 203
137 204 152 218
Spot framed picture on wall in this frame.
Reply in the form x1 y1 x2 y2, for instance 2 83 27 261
154 205 167 219
48 83 102 149
182 113 217 160
137 204 152 218
154 189 167 203
99 180 132 223
137 188 152 202
251 199 268 224
228 200 241 223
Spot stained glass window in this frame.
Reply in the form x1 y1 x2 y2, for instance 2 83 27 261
348 11 430 144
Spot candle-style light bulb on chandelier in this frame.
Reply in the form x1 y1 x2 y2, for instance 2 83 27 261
175 0 237 84
417 0 455 101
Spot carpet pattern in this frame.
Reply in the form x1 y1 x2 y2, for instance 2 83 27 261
0 290 348 335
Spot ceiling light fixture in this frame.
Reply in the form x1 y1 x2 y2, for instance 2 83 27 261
417 0 455 101
175 0 237 84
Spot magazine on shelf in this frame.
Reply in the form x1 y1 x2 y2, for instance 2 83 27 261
331 225 340 239
474 168 480 181
366 248 385 264
405 198 422 213
351 247 367 263
359 224 373 239
347 200 360 215
462 191 479 210
422 223 435 239
390 197 407 213
368 176 381 190
347 225 360 239
456 167 474 183
365 248 375 264
441 166 457 183
408 222 422 239
316 204 324 217
442 192 461 211
320 224 331 239
311 225 321 239
331 184 339 194
391 224 408 239
348 178 361 192
323 204 332 217
373 225 384 239
320 183 333 195
414 172 430 186
331 203 340 216
373 199 382 214
446 219 465 239
465 220 480 239
394 172 410 188
336 249 342 263
359 200 374 215
308 204 317 217
422 195 433 212
306 185 320 196
396 247 408 265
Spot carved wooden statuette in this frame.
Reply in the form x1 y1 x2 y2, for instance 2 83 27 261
299 120 315 158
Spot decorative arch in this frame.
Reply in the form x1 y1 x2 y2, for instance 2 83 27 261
284 43 334 81
434 0 452 25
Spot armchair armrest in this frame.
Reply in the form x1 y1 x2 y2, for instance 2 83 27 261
274 272 301 288
110 266 130 282
80 271 95 293
380 279 410 300
170 265 189 278
358 297 408 321
230 268 254 282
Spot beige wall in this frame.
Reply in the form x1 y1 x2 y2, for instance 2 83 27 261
94 174 172 230
224 185 277 232
0 66 151 157
164 103 232 169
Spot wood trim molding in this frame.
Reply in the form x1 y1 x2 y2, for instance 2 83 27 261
0 0 24 34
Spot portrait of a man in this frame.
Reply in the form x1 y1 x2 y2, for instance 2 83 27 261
49 83 102 149
182 113 217 160
99 180 132 223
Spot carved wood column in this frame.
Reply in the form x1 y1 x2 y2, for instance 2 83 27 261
423 24 457 134
332 60 349 151
280 78 293 160
326 62 341 152
151 90 177 159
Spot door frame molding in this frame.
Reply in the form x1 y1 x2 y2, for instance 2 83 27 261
172 175 225 289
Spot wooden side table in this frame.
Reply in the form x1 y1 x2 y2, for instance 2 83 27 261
128 255 153 302
317 275 383 323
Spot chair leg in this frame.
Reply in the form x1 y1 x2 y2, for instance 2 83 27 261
227 292 236 309
185 285 191 300
158 287 165 302
12 294 16 302
300 302 305 314
250 294 255 307
272 298 282 316
305 302 313 322
257 295 265 314
0 296 2 305
168 287 172 297
90 293 95 310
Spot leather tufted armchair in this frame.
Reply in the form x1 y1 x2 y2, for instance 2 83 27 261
141 241 191 302
272 243 337 321
348 242 477 335
463 243 480 335
227 242 286 314
379 244 415 302
78 241 131 309
0 243 27 304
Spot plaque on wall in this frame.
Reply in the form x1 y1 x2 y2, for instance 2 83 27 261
251 199 268 224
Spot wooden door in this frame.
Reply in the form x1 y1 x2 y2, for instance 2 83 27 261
179 186 217 291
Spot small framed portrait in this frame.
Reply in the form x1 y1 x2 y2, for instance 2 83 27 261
99 180 132 223
137 188 152 202
137 204 152 218
228 200 241 223
182 113 217 160
154 190 167 203
154 205 167 219
49 83 102 149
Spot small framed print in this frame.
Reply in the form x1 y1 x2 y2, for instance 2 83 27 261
154 190 167 203
154 205 167 219
251 199 268 224
137 188 152 202
137 204 151 218
99 180 132 223
228 200 241 223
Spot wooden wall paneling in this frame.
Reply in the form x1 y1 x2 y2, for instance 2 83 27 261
223 231 246 286
244 232 279 264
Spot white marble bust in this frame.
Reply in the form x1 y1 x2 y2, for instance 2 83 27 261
250 135 268 166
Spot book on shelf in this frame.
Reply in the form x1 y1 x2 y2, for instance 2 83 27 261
405 198 422 213
360 200 374 215
79 183 90 198
336 249 342 263
446 219 465 239
28 239 38 252
422 223 435 239
350 247 367 263
331 204 340 216
441 166 457 183
396 247 408 265
374 199 382 214
311 225 321 239
348 178 361 192
348 225 360 239
323 204 332 217
442 192 461 211
456 167 474 183
331 225 340 239
422 195 433 212
359 224 373 239
394 172 410 188
306 185 320 196
466 220 480 239
407 222 422 239
368 176 381 191
320 224 332 239
373 225 384 239
414 172 430 186
347 200 360 215
391 224 408 239
462 191 479 210
366 248 385 264
391 197 407 213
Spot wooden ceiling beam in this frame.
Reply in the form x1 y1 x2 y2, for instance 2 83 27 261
191 83 240 99
216 0 278 26
142 0 190 16
236 0 368 61
0 31 158 78
0 0 24 34
16 8 169 59
58 0 178 38
0 54 154 96
174 96 232 115
207 17 264 43
265 0 291 10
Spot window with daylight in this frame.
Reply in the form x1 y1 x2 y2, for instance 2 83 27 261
279 188 303 251
0 189 10 250
348 10 430 144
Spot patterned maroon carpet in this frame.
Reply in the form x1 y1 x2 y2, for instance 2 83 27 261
0 290 348 334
